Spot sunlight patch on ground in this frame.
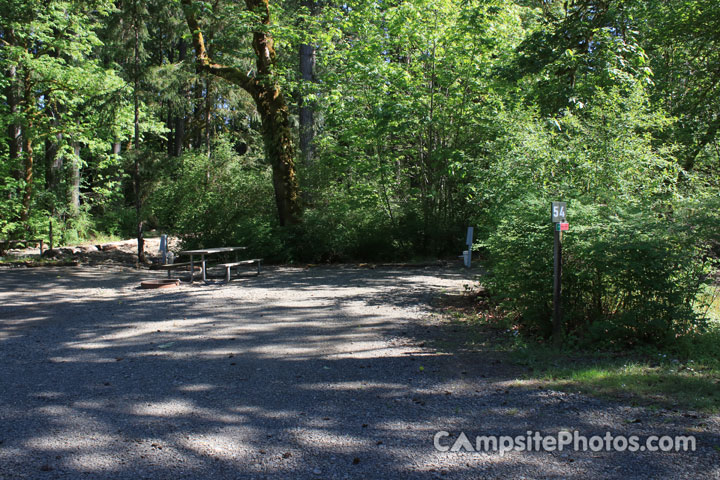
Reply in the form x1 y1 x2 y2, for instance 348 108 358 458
299 380 408 393
131 400 198 418
290 428 370 450
27 432 115 451
66 452 122 472
176 383 217 392
180 430 252 461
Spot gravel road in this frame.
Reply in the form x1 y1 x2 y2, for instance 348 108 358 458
0 265 718 479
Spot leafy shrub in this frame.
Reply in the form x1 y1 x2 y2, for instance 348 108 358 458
294 196 398 263
484 197 717 347
150 143 273 255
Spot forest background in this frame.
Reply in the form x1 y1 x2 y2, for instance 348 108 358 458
2 0 720 348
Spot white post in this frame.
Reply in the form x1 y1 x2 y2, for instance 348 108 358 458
465 227 474 268
159 234 168 264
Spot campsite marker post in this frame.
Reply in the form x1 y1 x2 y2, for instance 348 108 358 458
551 202 568 346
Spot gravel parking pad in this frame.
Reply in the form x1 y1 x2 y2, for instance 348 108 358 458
0 265 718 479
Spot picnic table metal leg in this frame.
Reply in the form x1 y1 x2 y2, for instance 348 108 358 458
190 255 195 283
202 254 207 282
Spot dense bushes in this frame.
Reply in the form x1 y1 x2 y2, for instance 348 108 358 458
149 139 285 260
149 134 472 263
484 199 717 347
477 85 719 348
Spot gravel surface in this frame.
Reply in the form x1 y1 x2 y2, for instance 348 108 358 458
0 265 718 479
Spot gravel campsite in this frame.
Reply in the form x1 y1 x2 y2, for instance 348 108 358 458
1 251 718 479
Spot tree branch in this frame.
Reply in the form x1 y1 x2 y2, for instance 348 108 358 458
245 0 276 77
180 0 257 96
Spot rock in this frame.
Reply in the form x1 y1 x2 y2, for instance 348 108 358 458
101 244 119 251
77 245 98 253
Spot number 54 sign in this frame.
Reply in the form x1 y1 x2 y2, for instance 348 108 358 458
551 201 567 223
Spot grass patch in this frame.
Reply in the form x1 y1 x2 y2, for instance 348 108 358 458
511 315 720 412
442 284 720 413
530 358 720 412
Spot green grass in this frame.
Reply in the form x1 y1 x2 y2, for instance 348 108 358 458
78 231 124 245
438 287 720 413
511 314 720 412
533 359 720 412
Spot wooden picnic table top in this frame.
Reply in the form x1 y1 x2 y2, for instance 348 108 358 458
178 246 247 255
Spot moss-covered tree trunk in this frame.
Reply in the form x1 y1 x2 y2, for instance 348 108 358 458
20 71 33 226
256 82 301 226
20 138 33 225
181 0 301 226
5 28 23 187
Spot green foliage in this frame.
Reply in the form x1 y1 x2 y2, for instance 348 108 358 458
481 84 718 347
486 199 716 346
294 191 399 262
150 136 287 260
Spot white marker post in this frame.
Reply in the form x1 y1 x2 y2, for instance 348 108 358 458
159 234 168 264
551 202 568 346
464 227 474 268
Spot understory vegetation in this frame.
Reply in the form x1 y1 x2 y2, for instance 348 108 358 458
2 0 720 350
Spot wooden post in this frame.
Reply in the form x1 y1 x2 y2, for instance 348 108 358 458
49 218 53 252
551 201 567 347
553 226 562 346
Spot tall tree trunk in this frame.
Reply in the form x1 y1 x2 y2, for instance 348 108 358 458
190 76 203 149
166 46 175 156
166 102 174 156
20 136 33 225
44 97 63 200
173 40 187 157
181 0 301 226
205 74 213 158
298 0 316 170
20 69 33 227
133 0 145 263
257 85 300 226
174 111 186 157
6 62 23 183
69 142 81 215
44 133 62 191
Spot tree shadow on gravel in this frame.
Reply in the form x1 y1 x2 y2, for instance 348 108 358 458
0 266 717 479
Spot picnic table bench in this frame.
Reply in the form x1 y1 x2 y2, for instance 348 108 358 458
217 258 262 282
0 238 44 255
153 262 202 279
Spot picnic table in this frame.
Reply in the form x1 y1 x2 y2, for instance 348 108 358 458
178 246 247 283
